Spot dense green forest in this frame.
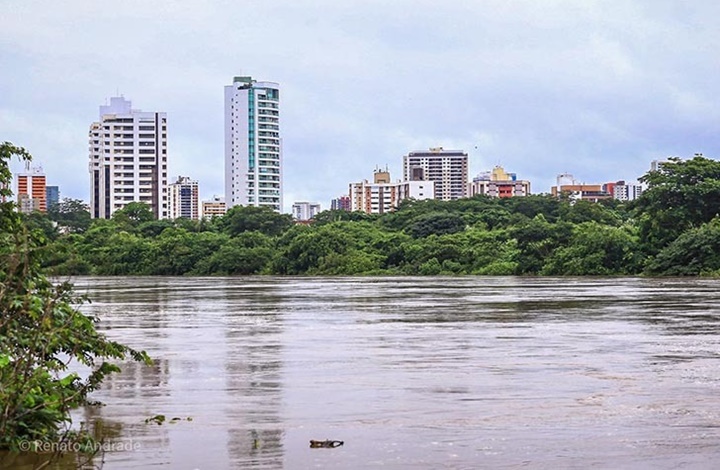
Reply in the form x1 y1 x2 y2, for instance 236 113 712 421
26 155 720 277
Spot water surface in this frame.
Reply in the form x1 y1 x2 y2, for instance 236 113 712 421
69 277 720 469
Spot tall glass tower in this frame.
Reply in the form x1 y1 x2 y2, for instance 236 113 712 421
224 76 282 212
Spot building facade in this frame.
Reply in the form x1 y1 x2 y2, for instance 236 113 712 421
225 76 282 212
16 163 47 213
468 165 531 198
45 185 59 210
89 96 168 219
202 195 227 218
168 176 199 220
331 195 351 211
603 180 643 201
350 169 434 214
613 183 643 201
551 174 611 202
403 147 468 201
292 202 321 221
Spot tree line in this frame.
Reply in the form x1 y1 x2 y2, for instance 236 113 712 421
23 155 720 277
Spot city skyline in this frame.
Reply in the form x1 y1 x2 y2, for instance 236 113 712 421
3 2 720 213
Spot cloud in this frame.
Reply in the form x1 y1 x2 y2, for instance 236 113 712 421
2 0 720 211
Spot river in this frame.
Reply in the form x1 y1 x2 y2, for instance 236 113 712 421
39 277 720 468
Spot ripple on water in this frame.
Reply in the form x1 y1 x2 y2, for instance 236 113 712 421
62 276 720 469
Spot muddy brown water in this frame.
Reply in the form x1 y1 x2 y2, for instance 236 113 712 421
7 276 720 469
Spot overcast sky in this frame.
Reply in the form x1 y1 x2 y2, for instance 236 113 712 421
2 0 719 212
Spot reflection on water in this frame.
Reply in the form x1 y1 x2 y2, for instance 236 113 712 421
0 452 86 470
32 276 719 469
222 284 285 468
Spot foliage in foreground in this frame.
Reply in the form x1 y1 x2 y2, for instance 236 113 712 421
0 142 151 458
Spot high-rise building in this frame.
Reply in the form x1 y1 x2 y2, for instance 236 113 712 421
292 202 321 221
331 195 351 211
468 166 531 198
45 185 59 210
403 147 468 201
202 195 227 218
225 76 282 212
350 168 434 214
168 176 199 220
89 96 168 219
16 163 47 213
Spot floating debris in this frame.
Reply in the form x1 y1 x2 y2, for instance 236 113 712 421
309 439 344 448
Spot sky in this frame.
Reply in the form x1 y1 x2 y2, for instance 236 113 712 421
2 0 720 213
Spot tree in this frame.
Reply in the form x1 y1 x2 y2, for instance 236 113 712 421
21 210 58 241
0 142 150 458
379 198 454 231
500 194 563 222
91 231 159 275
111 202 155 228
47 198 91 234
312 209 376 225
273 224 354 274
541 222 641 275
645 218 720 275
220 205 294 237
154 229 230 275
509 215 573 274
194 231 273 275
559 199 622 226
138 219 175 238
635 155 720 254
406 212 466 238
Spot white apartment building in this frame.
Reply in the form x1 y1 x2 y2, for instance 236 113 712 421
168 176 199 220
225 76 282 212
350 169 434 214
89 96 168 219
292 201 321 221
403 147 468 201
611 182 643 201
